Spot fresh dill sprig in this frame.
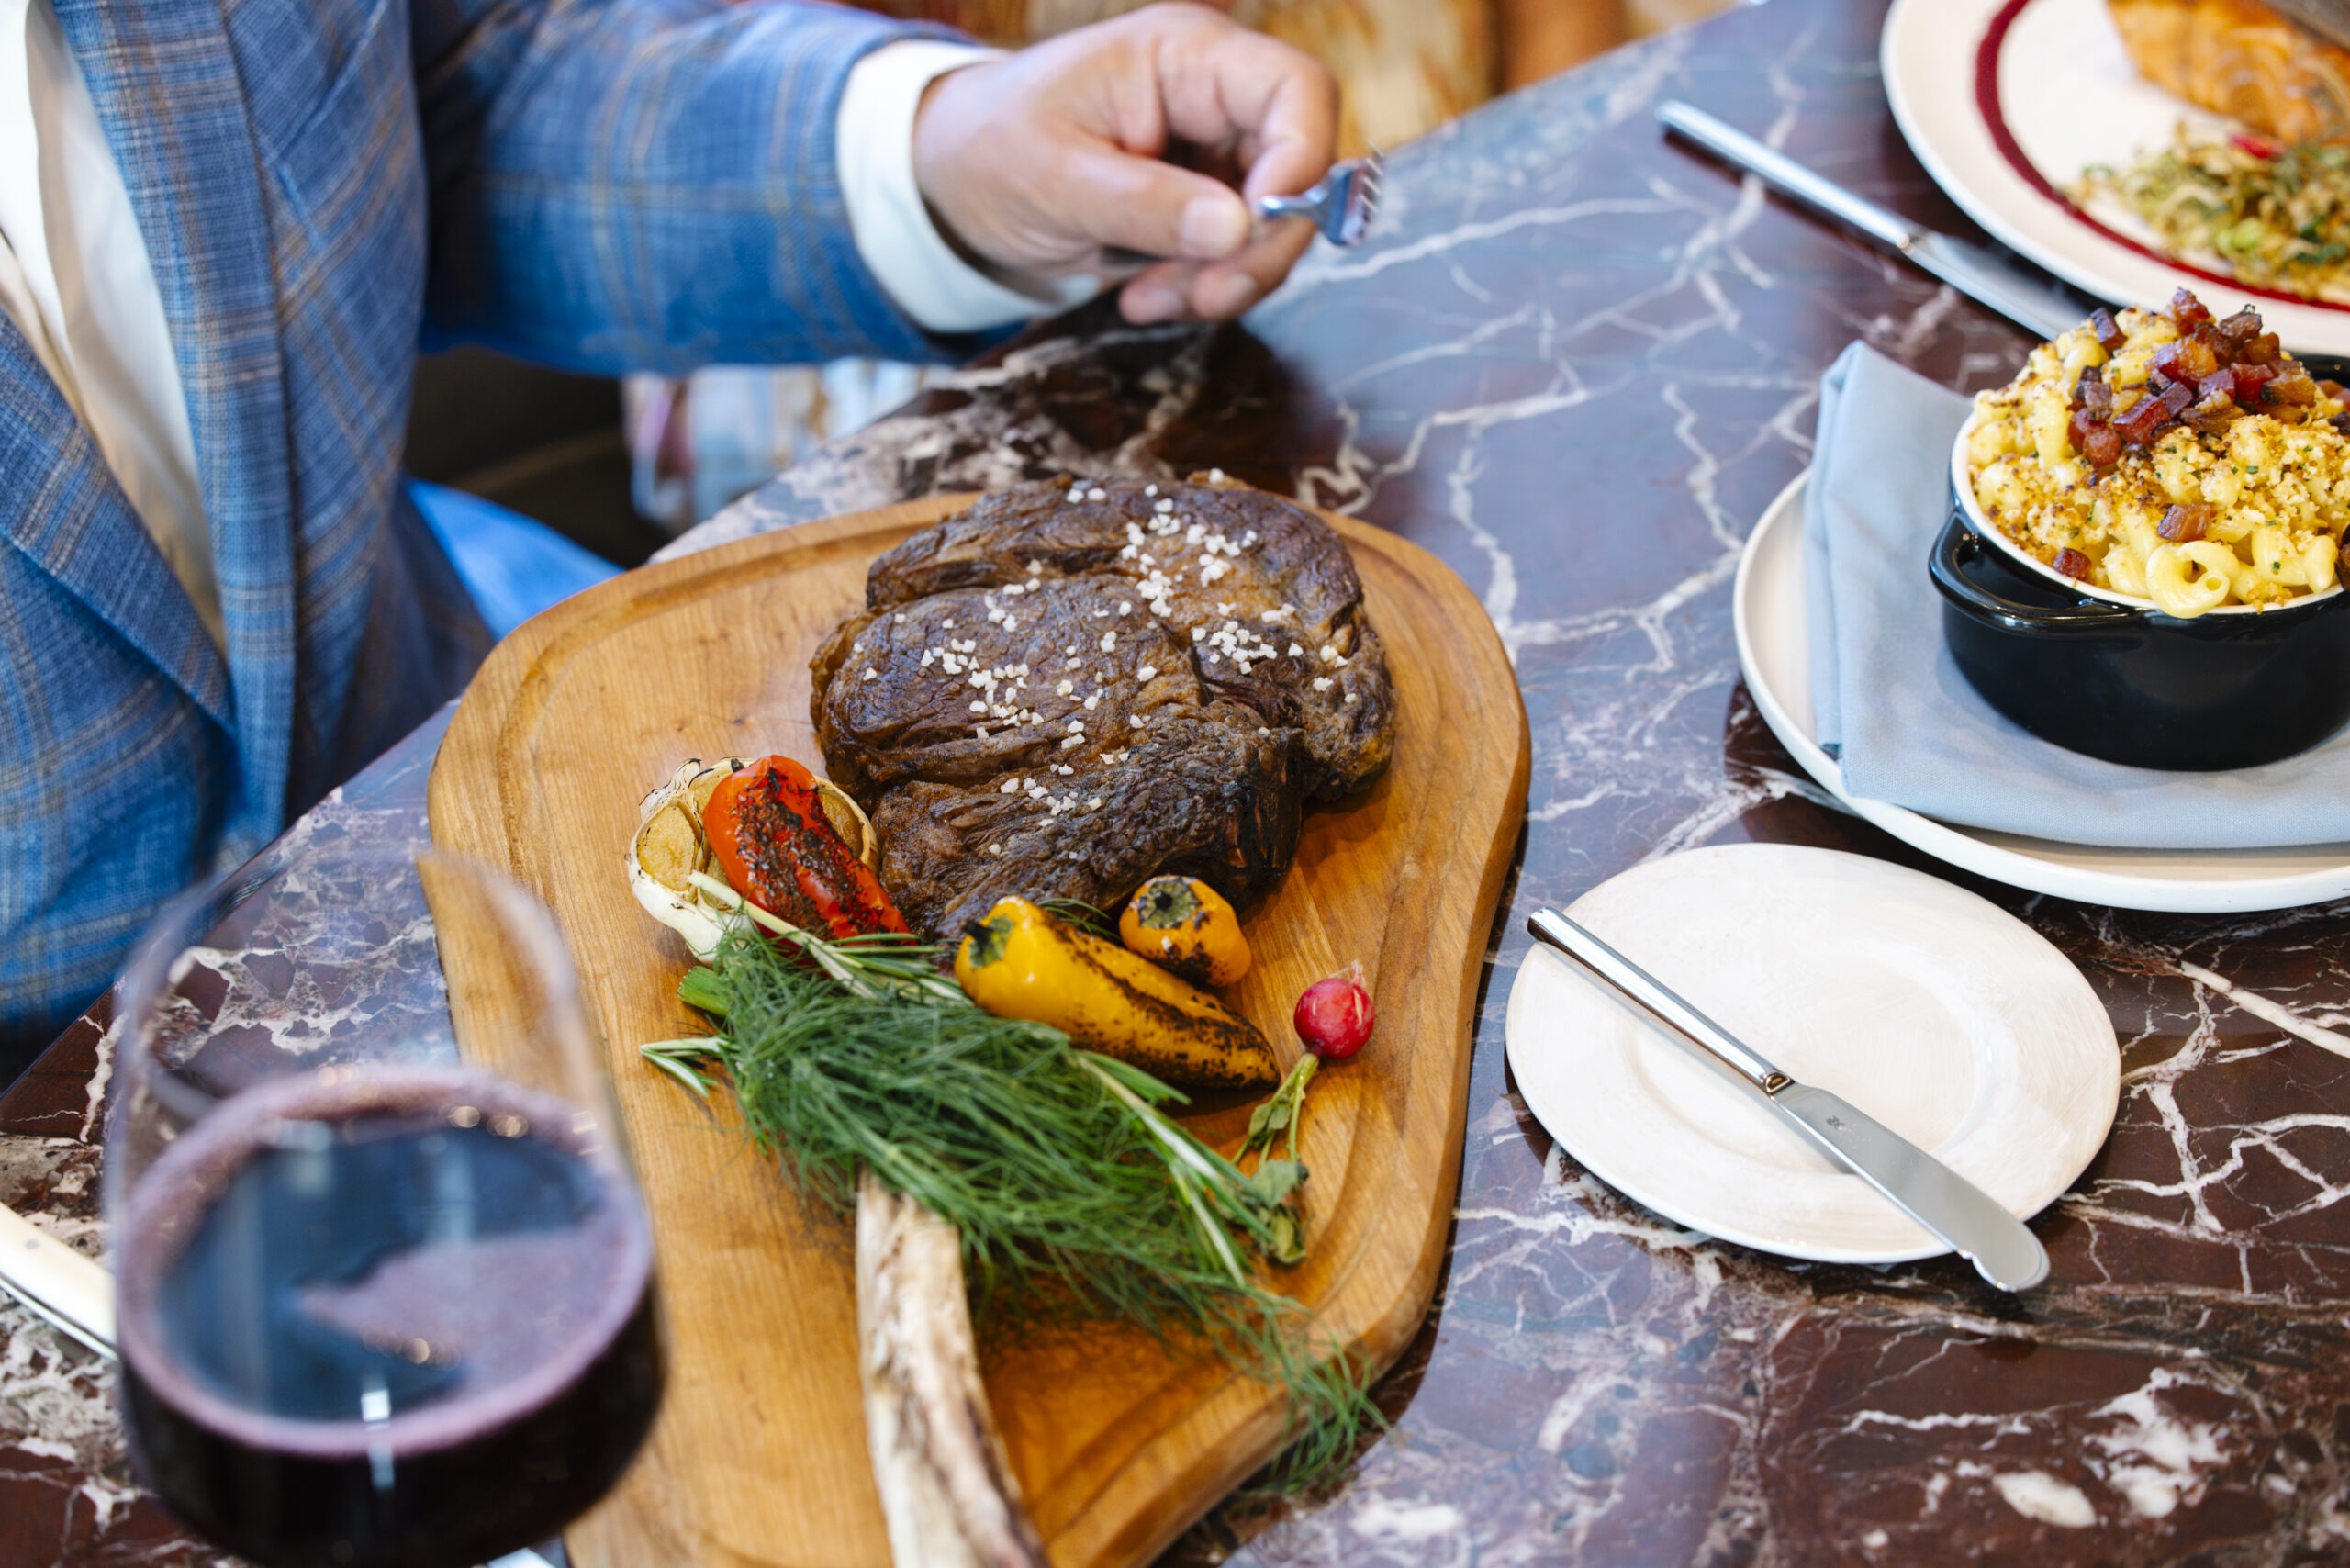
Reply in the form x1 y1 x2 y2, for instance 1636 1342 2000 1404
640 914 1378 1485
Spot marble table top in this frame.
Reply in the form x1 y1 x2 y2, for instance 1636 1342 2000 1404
10 0 2350 1562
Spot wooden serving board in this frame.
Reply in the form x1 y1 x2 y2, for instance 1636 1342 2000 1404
427 496 1529 1568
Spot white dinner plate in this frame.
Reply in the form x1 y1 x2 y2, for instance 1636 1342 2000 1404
1734 472 2350 913
1507 843 2118 1264
1883 0 2350 358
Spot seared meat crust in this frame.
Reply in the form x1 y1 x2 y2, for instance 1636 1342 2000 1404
811 477 1395 938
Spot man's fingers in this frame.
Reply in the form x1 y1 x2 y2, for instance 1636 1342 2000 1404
1055 145 1252 263
1191 218 1315 319
1119 260 1201 324
1156 24 1339 204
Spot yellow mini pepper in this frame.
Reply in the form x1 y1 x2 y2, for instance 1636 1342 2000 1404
956 897 1277 1090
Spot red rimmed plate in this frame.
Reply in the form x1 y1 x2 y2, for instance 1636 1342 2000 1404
1884 0 2350 356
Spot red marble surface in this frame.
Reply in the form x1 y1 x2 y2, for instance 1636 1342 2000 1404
10 1 2348 1562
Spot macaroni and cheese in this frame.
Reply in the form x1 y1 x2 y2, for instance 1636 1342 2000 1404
1964 292 2350 618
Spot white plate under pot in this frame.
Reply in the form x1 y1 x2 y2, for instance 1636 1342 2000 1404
1733 471 2350 913
1505 843 2117 1265
1884 0 2350 359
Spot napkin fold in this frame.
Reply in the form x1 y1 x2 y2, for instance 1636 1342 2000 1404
1804 342 2350 850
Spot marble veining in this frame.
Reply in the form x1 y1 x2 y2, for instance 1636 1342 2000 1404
8 1 2350 1562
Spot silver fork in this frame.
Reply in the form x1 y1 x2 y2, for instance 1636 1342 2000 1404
1101 150 1382 270
1255 149 1382 246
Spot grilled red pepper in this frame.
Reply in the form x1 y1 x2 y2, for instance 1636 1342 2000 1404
700 756 908 939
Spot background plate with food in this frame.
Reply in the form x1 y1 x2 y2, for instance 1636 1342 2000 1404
1884 0 2350 358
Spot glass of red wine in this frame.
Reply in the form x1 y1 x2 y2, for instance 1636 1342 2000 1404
110 847 663 1568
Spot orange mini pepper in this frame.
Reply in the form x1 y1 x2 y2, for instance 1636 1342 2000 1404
1118 875 1250 989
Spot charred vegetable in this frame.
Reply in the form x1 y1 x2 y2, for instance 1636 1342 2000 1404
1119 875 1252 989
630 756 882 960
955 898 1280 1090
702 755 907 941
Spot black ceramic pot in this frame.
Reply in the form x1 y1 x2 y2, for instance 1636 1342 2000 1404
1930 505 2350 770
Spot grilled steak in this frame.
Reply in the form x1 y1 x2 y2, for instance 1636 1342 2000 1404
811 476 1395 938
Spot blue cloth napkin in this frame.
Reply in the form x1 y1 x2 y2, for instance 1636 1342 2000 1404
411 480 619 640
1804 342 2350 850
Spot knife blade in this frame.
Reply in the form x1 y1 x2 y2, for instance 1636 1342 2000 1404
1526 907 2051 1292
2263 0 2350 53
1656 98 2094 342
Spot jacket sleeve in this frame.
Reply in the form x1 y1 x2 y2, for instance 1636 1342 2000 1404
410 0 972 374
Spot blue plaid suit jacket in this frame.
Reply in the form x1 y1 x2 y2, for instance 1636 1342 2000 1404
0 0 955 1058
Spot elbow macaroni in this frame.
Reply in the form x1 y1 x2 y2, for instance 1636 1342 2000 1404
1964 308 2350 617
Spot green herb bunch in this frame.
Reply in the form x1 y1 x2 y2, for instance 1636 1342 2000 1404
642 886 1376 1485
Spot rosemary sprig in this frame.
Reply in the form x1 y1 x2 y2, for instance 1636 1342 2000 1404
1039 896 1120 944
640 915 1375 1483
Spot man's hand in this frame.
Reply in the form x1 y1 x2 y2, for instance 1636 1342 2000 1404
911 5 1340 325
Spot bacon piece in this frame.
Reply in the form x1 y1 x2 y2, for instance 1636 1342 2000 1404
2113 382 2193 445
2154 334 2221 382
2230 360 2280 402
2081 420 2122 467
2214 308 2264 349
2159 503 2212 543
2266 364 2321 406
2240 331 2284 365
2181 392 2240 433
2333 412 2350 438
2053 547 2093 580
2076 363 2115 417
2169 287 2213 330
2089 308 2127 353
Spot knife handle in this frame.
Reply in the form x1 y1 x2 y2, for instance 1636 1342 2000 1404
1657 100 1921 254
0 1204 113 1355
1527 909 1791 1093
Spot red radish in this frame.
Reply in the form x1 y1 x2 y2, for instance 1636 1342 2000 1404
1294 962 1374 1058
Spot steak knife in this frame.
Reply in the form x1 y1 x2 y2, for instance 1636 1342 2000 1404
0 1203 113 1356
1657 98 2094 342
1526 908 2052 1292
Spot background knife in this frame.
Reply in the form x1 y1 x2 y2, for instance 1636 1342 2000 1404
0 1203 112 1356
1527 907 2052 1292
1657 98 2095 342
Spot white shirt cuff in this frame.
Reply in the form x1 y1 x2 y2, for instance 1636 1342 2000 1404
837 39 1095 335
